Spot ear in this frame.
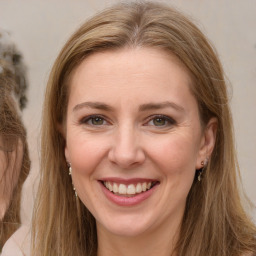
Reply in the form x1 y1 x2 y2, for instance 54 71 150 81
196 117 218 169
56 122 70 162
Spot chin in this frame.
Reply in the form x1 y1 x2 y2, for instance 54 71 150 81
97 213 153 238
106 224 149 237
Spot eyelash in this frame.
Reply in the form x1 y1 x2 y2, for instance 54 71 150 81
144 115 176 128
79 114 176 128
80 115 109 126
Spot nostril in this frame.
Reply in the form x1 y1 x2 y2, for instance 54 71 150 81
108 147 146 169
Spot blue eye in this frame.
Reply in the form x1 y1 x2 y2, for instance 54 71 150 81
146 115 175 127
81 115 107 126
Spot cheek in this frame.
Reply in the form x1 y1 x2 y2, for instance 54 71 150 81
66 134 109 176
147 132 200 176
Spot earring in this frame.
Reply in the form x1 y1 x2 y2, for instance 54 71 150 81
67 163 77 197
68 164 72 176
198 157 209 182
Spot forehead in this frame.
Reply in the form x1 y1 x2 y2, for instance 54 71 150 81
68 47 194 102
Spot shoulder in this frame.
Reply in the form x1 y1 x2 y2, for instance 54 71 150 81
1 225 30 256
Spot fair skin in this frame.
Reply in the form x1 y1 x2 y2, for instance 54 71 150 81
64 47 217 256
0 137 23 219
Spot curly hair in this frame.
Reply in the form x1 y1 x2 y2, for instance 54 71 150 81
0 30 28 110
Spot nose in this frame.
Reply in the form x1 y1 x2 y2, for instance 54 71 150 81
108 125 146 169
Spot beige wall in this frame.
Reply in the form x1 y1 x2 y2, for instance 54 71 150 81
0 0 255 223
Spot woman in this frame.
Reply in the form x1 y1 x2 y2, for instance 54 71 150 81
0 63 30 249
0 56 30 251
32 2 256 256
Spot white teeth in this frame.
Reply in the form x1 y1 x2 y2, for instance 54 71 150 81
108 182 113 192
127 184 136 195
105 181 113 192
136 183 142 193
104 181 154 195
142 182 147 192
113 183 118 193
119 184 127 194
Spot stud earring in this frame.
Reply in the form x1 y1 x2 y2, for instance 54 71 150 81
68 164 72 176
204 157 209 166
67 163 77 197
198 157 209 182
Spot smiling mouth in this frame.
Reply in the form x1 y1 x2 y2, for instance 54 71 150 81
102 181 159 197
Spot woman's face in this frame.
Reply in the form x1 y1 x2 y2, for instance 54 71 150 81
64 48 216 238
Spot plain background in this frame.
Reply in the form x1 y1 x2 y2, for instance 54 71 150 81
0 0 255 224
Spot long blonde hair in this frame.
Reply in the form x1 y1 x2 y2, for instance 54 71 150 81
32 2 256 255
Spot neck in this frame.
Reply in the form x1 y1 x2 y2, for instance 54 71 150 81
97 216 181 256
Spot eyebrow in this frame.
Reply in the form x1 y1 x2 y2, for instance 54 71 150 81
139 101 185 112
73 101 184 112
73 102 114 112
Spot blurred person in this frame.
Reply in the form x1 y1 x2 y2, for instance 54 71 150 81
0 30 30 254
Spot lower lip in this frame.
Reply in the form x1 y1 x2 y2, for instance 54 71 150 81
100 182 159 206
